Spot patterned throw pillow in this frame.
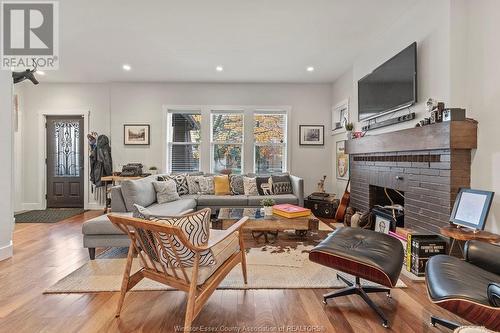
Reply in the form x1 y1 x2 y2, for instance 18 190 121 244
197 176 215 194
229 174 245 195
153 180 180 204
256 176 273 195
186 175 204 194
132 205 215 267
158 174 189 195
243 176 258 195
271 175 292 194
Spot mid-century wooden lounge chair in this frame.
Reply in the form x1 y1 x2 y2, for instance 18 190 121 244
107 208 248 332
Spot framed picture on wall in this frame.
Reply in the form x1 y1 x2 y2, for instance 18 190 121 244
336 140 349 180
299 125 324 146
331 99 349 135
124 124 150 145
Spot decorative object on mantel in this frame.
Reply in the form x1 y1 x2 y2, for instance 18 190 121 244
260 198 276 216
344 122 354 138
299 125 324 146
336 141 349 180
331 99 349 134
317 175 327 193
417 100 446 127
124 124 150 145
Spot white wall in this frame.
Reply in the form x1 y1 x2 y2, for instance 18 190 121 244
0 71 14 261
462 0 500 234
17 82 333 209
330 0 500 232
18 83 110 210
331 0 452 195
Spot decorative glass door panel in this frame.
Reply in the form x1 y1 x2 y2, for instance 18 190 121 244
46 116 84 208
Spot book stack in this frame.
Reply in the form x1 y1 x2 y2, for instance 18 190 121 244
272 204 311 219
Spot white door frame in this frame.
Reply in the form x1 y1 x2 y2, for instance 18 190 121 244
37 108 91 209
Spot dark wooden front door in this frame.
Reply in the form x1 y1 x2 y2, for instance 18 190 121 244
46 116 84 208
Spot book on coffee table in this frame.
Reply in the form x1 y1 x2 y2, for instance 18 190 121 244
272 204 311 219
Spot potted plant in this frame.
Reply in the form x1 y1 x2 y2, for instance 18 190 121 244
345 122 354 137
149 166 158 175
261 198 276 216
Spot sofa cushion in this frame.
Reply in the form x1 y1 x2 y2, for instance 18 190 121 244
243 176 258 195
159 174 189 196
110 186 127 212
229 174 245 195
186 175 204 194
120 176 157 211
146 199 197 216
256 176 273 195
153 179 180 204
271 174 293 194
82 213 131 235
197 195 248 206
198 176 215 194
247 194 298 206
214 175 231 195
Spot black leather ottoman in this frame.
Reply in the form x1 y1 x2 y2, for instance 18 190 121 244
309 227 404 328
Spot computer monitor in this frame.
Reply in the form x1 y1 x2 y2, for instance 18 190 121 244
450 188 494 230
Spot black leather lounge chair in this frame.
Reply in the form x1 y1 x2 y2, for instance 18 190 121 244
426 240 500 331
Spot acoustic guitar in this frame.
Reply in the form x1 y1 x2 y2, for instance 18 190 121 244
334 179 350 223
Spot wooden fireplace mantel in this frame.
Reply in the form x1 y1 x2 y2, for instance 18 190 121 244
345 120 477 155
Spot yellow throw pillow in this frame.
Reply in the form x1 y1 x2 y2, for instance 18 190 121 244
214 175 231 196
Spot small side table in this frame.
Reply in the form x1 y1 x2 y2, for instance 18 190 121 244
440 225 500 258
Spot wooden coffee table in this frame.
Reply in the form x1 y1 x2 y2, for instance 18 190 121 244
214 208 319 243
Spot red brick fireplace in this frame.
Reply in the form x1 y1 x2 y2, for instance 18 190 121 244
345 121 477 234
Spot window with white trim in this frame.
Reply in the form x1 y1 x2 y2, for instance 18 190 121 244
167 111 201 172
210 112 244 174
254 112 287 174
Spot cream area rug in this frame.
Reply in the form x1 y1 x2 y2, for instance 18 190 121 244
45 243 406 293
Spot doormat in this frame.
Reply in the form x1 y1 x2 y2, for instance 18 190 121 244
14 208 86 223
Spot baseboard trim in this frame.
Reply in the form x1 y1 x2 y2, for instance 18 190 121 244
86 203 105 210
21 202 43 211
0 241 13 261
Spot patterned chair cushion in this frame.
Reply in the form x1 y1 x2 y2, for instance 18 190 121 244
132 205 215 267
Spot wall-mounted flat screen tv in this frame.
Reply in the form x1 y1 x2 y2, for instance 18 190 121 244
358 42 417 121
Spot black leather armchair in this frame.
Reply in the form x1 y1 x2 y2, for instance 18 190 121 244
425 240 500 331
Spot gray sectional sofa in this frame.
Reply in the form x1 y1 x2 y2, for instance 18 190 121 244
82 174 304 259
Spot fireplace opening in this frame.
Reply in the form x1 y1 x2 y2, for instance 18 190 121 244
369 185 405 231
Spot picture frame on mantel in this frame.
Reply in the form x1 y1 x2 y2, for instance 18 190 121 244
331 99 349 135
336 140 349 180
124 124 150 145
299 125 324 146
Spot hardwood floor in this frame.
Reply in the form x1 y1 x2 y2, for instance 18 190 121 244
0 211 469 333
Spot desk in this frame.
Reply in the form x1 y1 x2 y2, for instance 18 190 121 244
101 175 143 213
440 225 500 257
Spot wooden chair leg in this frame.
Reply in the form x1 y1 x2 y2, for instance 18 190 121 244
116 246 135 317
239 235 248 284
184 255 200 332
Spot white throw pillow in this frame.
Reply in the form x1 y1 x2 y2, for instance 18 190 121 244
197 176 215 194
243 176 258 195
153 180 180 204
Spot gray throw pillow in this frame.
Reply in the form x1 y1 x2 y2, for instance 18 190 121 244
186 175 204 194
197 176 215 194
153 180 180 204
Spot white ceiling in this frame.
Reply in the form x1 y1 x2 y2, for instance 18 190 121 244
40 0 416 83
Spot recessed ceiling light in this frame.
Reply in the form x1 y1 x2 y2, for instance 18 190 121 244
306 66 315 72
122 64 131 71
37 70 46 75
216 65 224 72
